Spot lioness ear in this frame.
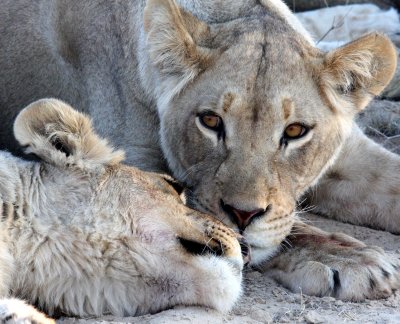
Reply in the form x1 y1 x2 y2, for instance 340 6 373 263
144 0 213 98
319 33 397 113
14 99 125 169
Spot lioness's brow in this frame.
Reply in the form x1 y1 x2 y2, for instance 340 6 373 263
282 98 294 120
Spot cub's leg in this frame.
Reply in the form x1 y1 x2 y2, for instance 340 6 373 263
263 221 400 300
307 125 400 233
0 299 54 324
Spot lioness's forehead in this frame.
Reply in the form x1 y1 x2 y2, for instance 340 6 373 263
180 15 324 120
208 13 315 56
207 17 319 87
207 37 320 103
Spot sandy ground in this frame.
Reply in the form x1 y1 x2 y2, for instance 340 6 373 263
59 213 400 324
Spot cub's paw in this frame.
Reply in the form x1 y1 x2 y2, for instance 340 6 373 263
0 298 55 324
179 214 248 271
174 212 247 312
265 227 400 301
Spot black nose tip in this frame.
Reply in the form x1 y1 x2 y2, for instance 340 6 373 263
220 199 270 231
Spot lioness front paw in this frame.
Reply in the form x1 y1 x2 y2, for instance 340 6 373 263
265 229 400 301
0 298 54 324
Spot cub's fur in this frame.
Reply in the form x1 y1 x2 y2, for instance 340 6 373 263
0 0 399 301
0 99 244 319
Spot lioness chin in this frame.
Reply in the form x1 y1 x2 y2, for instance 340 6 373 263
0 99 245 320
1 0 400 304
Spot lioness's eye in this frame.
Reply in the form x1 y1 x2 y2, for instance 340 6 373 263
198 112 223 132
283 123 308 140
201 114 221 129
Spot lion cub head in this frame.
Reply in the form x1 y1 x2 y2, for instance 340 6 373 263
143 0 397 263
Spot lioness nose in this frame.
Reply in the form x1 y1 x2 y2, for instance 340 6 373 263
220 200 270 231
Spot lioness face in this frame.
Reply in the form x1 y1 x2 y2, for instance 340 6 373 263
144 0 397 264
160 30 346 264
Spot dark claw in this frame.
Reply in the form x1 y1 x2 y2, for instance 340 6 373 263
332 269 341 296
239 237 251 266
369 277 377 290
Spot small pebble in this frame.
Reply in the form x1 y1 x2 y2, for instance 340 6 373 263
249 307 273 323
335 300 344 306
305 310 325 324
246 271 262 279
254 297 266 304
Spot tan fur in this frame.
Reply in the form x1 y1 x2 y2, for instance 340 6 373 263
0 0 399 307
0 99 244 319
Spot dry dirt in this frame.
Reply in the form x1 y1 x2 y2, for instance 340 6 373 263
59 213 400 324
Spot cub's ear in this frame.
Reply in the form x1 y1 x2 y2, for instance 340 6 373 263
319 33 397 114
143 0 213 100
14 99 125 169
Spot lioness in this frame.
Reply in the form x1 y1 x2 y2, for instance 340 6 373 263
1 0 400 300
0 99 245 320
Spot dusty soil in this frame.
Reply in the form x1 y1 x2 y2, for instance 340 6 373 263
59 214 400 324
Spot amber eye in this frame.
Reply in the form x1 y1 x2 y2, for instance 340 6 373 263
197 111 225 139
281 123 309 147
198 112 222 129
200 114 221 129
283 123 308 140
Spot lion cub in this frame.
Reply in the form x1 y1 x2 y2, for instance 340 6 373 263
0 99 244 321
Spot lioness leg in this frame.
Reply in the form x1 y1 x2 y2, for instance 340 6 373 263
307 125 400 233
263 220 400 300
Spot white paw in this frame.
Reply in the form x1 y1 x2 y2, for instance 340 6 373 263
0 298 54 324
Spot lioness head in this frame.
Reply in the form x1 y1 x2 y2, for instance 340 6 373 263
143 0 397 263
